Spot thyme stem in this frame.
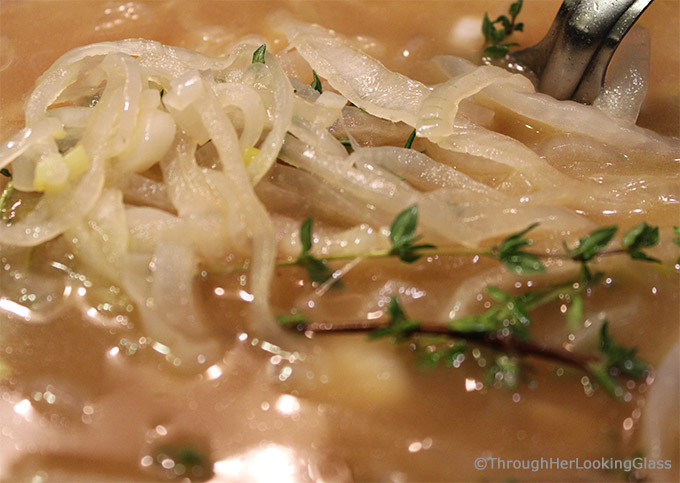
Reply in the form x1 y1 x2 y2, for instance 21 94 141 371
292 319 597 372
274 246 634 268
211 247 647 277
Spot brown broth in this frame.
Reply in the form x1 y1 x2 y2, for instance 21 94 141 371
0 1 678 481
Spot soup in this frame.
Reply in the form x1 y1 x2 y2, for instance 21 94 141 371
0 1 678 481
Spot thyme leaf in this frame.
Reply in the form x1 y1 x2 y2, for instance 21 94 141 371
508 0 523 18
565 293 584 331
621 222 660 263
564 226 618 262
252 44 266 64
598 321 648 380
299 217 313 253
482 0 524 59
447 285 534 341
0 168 11 178
276 311 309 330
153 445 211 479
419 341 467 368
369 296 420 342
295 218 334 284
310 70 323 93
486 354 520 389
674 226 680 265
388 204 436 263
491 223 545 275
338 138 353 153
590 321 649 397
404 129 416 149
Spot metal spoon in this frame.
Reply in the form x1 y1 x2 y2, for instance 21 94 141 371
506 0 655 103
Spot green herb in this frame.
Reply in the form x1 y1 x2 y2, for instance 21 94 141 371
295 218 334 284
419 341 467 368
598 321 648 379
0 168 10 178
449 285 532 341
482 0 525 59
404 129 416 149
252 44 266 64
153 445 211 479
561 223 660 282
369 296 421 342
621 222 660 263
338 138 353 153
310 70 323 94
348 102 368 113
565 293 584 331
674 226 680 265
276 311 309 329
490 223 545 275
486 354 520 389
283 288 649 398
588 321 649 397
269 208 669 399
278 208 672 287
564 226 618 262
388 204 436 263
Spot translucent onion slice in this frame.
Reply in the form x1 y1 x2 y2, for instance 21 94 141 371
434 55 678 153
641 343 680 467
214 82 267 151
65 188 128 283
593 27 650 124
122 245 222 372
416 66 532 138
24 38 250 124
0 118 64 171
242 52 295 185
277 14 431 125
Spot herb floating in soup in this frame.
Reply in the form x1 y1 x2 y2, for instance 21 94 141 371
0 1 678 481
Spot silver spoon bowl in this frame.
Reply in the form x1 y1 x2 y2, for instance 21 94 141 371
506 0 655 103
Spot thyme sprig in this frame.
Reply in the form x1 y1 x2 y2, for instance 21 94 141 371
587 322 649 397
273 207 671 397
280 293 648 398
482 0 525 59
279 205 664 284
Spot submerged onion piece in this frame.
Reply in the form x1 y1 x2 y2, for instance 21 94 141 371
122 245 222 371
641 343 680 468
